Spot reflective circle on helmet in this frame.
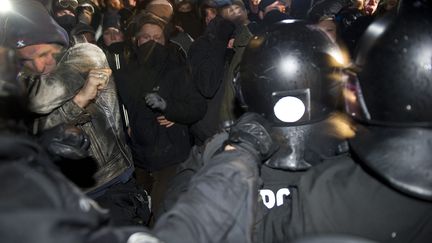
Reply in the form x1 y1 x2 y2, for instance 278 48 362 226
273 96 305 122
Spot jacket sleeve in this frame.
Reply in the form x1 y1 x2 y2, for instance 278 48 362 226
26 71 91 131
26 44 115 131
26 65 85 115
187 16 232 99
163 66 207 124
153 148 260 243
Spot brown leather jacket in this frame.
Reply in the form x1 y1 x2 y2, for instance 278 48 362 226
23 43 133 193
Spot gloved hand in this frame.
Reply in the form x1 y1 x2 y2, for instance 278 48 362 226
39 124 90 161
228 112 278 161
145 93 167 111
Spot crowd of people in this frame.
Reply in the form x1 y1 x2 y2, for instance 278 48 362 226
0 0 431 242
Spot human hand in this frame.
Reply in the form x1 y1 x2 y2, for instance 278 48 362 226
73 68 112 108
157 116 175 128
228 112 278 161
39 123 90 161
145 93 167 111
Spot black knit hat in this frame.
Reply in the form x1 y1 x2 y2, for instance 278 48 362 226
2 0 69 49
102 12 122 31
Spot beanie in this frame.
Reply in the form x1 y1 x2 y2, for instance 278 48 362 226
2 0 69 49
102 12 122 31
145 0 174 21
201 0 232 9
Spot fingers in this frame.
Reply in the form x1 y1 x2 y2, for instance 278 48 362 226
157 116 175 127
145 93 166 110
74 69 112 108
145 95 157 106
88 68 112 88
165 122 175 128
146 99 159 109
145 93 159 103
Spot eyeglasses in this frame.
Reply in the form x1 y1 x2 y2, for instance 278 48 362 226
58 0 79 9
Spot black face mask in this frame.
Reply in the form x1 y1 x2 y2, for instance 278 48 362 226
137 40 167 67
55 15 77 33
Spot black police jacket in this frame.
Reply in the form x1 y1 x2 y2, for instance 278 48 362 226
256 154 432 243
0 132 259 243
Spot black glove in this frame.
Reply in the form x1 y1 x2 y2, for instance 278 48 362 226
145 93 167 111
228 112 278 161
39 124 90 161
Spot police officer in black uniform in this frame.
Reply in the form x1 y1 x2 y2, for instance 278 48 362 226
235 1 432 242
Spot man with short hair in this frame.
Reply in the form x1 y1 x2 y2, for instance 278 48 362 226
3 0 149 226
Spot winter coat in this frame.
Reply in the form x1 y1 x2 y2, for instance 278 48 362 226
115 42 206 171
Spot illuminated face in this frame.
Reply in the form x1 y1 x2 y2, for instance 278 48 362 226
127 0 136 7
17 44 62 75
136 23 165 46
363 0 380 15
177 2 192 12
204 8 217 25
221 4 248 24
103 27 124 46
106 0 122 10
251 0 261 6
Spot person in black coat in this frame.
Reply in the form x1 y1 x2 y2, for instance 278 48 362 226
114 12 206 220
187 2 237 145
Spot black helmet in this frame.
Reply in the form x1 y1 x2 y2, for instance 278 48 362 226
347 0 432 200
237 20 347 126
348 2 432 127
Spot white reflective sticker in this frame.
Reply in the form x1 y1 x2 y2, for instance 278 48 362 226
127 232 161 243
273 96 305 122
